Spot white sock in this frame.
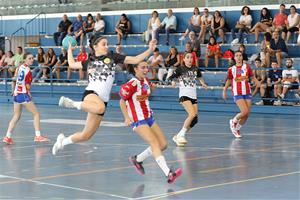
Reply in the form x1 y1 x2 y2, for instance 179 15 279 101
136 147 152 162
6 132 12 138
155 155 170 177
233 117 239 123
35 131 41 137
62 136 73 147
73 101 82 110
177 127 187 137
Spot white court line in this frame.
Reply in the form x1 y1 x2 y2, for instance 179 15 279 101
0 174 131 200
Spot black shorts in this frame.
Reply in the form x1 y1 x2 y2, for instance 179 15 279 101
82 90 107 116
179 96 198 104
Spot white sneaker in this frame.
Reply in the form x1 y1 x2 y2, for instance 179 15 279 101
278 94 284 99
52 133 65 155
172 135 186 147
274 100 282 106
179 35 185 41
58 96 75 109
295 93 300 101
255 100 264 105
229 119 242 138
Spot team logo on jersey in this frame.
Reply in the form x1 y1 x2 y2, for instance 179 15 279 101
104 58 111 64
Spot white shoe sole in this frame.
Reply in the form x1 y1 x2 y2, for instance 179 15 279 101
58 96 65 107
173 136 185 147
52 133 65 155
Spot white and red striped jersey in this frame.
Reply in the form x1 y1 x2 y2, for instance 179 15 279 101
14 64 32 96
227 63 253 96
120 77 152 122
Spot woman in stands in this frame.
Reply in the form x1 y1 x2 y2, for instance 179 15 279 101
205 36 222 69
52 35 157 155
179 7 201 41
115 14 131 45
250 7 272 43
168 52 208 147
223 51 259 138
119 61 182 183
3 52 49 145
147 11 161 43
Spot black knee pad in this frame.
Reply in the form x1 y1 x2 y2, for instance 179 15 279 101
190 115 198 128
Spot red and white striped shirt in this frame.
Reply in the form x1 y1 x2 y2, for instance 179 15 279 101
227 63 253 96
120 77 152 122
14 64 32 96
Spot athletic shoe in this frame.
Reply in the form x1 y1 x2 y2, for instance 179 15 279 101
179 36 185 41
229 119 242 138
295 93 300 101
255 100 264 105
58 96 75 109
3 137 13 145
274 100 282 106
129 155 145 175
34 135 50 142
167 168 183 184
52 133 65 155
172 135 186 147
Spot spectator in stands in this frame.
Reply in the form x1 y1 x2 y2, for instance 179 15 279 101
147 11 161 44
188 31 201 57
93 13 105 37
68 14 83 45
42 48 57 80
260 32 272 66
179 7 201 41
272 4 288 38
199 8 213 43
54 14 72 46
211 10 227 44
231 6 252 44
165 46 180 83
205 36 221 69
238 44 248 63
268 60 282 105
0 49 4 65
284 5 300 43
160 9 177 46
180 42 199 67
0 51 14 78
53 48 68 81
147 48 165 82
265 30 288 68
250 8 273 43
278 58 300 101
69 46 87 80
115 14 131 45
252 58 267 105
32 47 46 82
82 14 95 46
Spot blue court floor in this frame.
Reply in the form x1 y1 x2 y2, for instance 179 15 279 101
0 104 299 199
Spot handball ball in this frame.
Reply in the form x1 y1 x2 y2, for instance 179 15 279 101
62 35 77 49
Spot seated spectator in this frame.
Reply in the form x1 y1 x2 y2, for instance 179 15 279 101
284 5 300 43
211 10 227 44
180 42 199 67
160 9 177 46
265 30 288 68
68 14 83 45
0 51 14 78
147 11 161 44
268 60 283 105
165 46 180 83
42 48 57 80
179 7 201 41
250 8 273 43
199 8 213 43
69 46 87 80
231 6 252 44
115 14 131 45
8 46 24 78
53 48 68 81
32 47 46 82
54 14 72 46
272 4 288 38
238 44 248 63
252 58 267 105
260 32 272 65
93 13 105 37
82 13 95 46
147 48 165 82
188 31 201 57
278 58 300 101
205 36 222 69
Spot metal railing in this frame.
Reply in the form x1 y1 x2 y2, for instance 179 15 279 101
10 27 26 51
24 12 47 47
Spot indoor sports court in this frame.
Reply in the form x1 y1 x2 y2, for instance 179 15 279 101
0 104 299 199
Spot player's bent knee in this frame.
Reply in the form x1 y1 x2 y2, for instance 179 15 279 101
190 115 198 128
